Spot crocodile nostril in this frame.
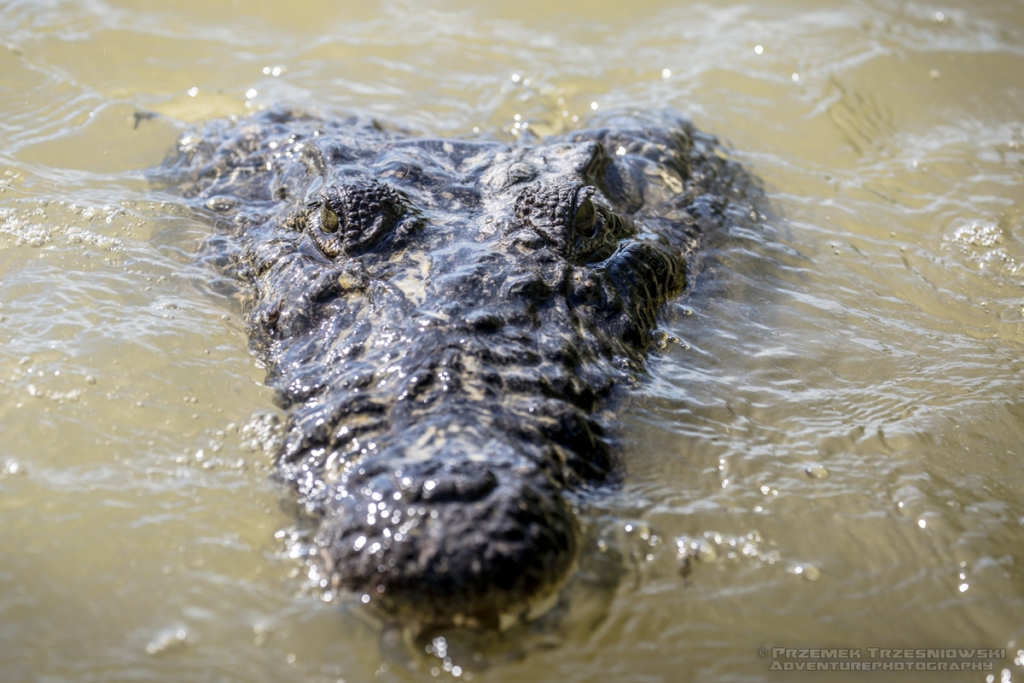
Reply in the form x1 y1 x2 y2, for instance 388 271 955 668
420 468 498 502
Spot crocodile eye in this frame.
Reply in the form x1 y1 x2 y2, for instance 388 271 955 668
321 204 340 234
512 182 618 263
306 181 407 258
573 189 597 235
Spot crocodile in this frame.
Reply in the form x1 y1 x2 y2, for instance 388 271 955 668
165 108 758 624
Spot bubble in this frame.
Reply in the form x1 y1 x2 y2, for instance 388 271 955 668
145 627 191 655
788 564 820 580
254 615 282 641
677 537 717 568
205 196 235 212
804 464 829 479
240 411 283 454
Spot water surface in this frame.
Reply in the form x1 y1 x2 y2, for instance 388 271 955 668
2 0 1024 681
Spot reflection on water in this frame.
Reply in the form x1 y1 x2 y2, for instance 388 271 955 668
1 0 1023 681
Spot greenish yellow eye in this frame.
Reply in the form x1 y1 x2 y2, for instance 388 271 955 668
574 197 597 234
321 204 340 233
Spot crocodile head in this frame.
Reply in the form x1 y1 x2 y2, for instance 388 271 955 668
170 109 743 623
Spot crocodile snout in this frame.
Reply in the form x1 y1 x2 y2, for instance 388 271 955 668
316 453 576 621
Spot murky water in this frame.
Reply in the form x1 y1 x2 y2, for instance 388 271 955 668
1 0 1023 681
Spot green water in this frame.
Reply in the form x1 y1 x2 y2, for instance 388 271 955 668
1 0 1024 681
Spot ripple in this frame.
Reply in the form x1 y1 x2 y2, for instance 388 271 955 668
1 0 1024 681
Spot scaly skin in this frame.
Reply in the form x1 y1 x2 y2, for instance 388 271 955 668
165 108 758 622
